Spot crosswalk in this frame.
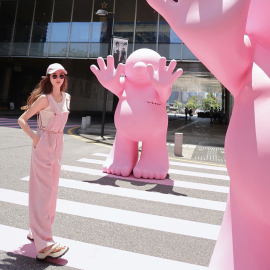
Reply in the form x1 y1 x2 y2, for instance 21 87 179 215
0 151 229 269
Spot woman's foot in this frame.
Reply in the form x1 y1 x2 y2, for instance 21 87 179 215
37 243 69 261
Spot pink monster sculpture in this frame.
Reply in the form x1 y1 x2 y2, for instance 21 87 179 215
146 0 270 269
91 49 183 180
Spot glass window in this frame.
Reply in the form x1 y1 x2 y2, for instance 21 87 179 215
10 1 35 56
0 1 17 56
29 0 53 57
48 0 73 57
182 44 198 60
158 15 181 60
134 0 158 51
114 0 136 57
69 0 94 58
89 0 114 57
158 43 181 60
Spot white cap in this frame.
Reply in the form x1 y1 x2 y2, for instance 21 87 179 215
46 63 67 75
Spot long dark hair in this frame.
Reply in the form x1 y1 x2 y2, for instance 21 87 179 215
21 74 68 111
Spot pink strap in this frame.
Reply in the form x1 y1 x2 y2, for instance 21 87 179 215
47 94 57 113
65 93 70 111
37 112 42 130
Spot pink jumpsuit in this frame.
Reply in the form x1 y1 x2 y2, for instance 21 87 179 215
28 93 70 252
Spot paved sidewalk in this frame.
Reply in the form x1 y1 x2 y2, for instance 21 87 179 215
76 114 228 165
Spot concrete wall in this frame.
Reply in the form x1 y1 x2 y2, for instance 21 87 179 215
67 76 114 112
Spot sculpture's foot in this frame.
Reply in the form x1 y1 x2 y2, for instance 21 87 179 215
133 137 169 180
104 160 135 177
103 133 138 177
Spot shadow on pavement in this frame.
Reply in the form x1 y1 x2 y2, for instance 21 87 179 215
83 175 187 197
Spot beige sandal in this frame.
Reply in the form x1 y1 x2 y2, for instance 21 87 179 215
36 243 69 261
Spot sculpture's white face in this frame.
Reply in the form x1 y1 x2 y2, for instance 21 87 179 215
125 49 161 85
246 0 270 45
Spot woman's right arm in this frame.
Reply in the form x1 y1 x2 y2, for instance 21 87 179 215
18 95 49 147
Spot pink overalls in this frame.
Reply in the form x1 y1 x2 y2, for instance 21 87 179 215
28 93 70 252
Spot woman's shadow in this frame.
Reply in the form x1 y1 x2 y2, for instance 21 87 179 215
0 242 68 269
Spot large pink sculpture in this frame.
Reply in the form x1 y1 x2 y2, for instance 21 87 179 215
145 0 270 269
91 49 183 179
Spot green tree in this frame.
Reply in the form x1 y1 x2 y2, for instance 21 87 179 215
202 93 221 110
185 96 198 110
190 96 198 102
174 100 181 108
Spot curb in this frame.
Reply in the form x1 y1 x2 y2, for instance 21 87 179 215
74 127 114 147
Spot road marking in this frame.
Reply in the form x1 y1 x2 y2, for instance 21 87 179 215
169 168 229 180
64 165 229 193
92 153 227 171
169 157 226 167
65 125 81 128
169 161 227 171
0 225 207 270
63 164 229 191
67 127 112 148
79 157 105 164
0 188 220 240
166 144 197 148
75 159 229 181
21 176 227 210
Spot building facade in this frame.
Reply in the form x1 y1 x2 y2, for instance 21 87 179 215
0 0 225 113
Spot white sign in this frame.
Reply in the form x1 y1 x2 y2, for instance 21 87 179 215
112 37 128 68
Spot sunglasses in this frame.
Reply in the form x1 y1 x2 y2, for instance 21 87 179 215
52 74 65 79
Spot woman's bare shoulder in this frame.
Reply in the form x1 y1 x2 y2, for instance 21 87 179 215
38 94 48 99
36 95 49 109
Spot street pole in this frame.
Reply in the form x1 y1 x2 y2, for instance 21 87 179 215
101 12 114 138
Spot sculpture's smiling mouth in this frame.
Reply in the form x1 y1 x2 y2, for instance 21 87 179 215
146 101 161 106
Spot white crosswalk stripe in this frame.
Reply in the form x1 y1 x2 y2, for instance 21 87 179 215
67 164 229 193
92 153 227 171
0 188 220 240
20 176 227 211
1 147 229 269
0 224 207 270
76 158 229 181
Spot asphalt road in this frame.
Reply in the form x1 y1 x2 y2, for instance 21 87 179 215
0 116 229 270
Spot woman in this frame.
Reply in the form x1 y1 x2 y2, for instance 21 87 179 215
120 47 127 64
113 41 120 68
18 63 70 261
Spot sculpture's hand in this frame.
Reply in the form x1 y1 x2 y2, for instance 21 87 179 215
146 0 252 97
90 56 125 97
147 57 183 103
147 58 183 91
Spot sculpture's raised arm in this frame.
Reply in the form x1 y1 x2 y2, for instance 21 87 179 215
146 0 252 97
147 58 183 103
90 56 125 97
